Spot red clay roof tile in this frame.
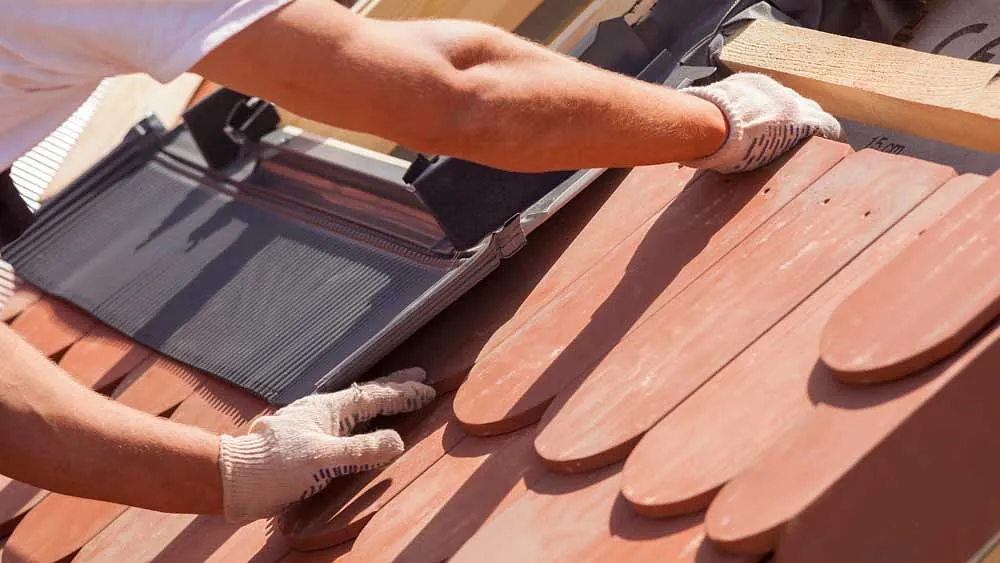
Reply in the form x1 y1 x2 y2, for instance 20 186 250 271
279 542 353 563
821 171 1000 383
453 139 849 437
9 297 96 358
0 281 41 323
380 164 696 392
281 393 463 551
347 426 547 562
2 359 267 563
109 356 204 416
0 479 46 539
10 135 1000 562
4 494 125 563
69 381 270 563
533 150 956 474
452 464 757 563
620 172 988 518
706 312 994 554
195 518 289 563
58 325 153 393
778 318 1000 563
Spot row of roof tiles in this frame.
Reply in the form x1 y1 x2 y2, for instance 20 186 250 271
2 137 1000 562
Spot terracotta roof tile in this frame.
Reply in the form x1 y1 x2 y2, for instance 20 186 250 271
710 307 1000 562
780 318 1000 563
532 150 956 474
9 297 96 358
109 356 204 416
4 494 125 563
281 394 462 550
9 138 1000 562
279 542 353 563
68 382 270 563
196 518 289 563
379 163 695 392
453 139 848 437
821 172 1000 383
347 427 547 562
58 324 153 393
2 348 269 563
620 172 988 519
452 464 756 563
705 312 988 553
0 479 46 539
0 281 41 323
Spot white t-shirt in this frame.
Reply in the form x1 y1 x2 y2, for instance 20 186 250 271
0 0 293 171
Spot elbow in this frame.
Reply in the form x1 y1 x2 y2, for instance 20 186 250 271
411 77 493 157
402 24 512 158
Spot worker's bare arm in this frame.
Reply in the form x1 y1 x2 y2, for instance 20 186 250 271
0 324 224 514
192 0 728 172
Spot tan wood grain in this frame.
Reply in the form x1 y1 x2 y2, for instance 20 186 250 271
719 20 1000 155
42 73 202 201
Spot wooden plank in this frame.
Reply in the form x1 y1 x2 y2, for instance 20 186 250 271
533 151 956 474
451 464 756 563
719 20 1000 155
621 173 987 518
821 170 1000 383
453 139 848 436
359 0 546 30
276 112 398 155
42 73 203 202
707 316 1000 559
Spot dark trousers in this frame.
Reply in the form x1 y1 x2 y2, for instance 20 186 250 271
0 169 35 246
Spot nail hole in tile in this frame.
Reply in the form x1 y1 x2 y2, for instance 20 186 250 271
822 198 831 205
763 188 771 194
864 210 871 217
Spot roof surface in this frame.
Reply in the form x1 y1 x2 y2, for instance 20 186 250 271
2 138 1000 562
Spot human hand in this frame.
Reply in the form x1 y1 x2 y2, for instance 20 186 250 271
680 73 844 173
218 367 436 523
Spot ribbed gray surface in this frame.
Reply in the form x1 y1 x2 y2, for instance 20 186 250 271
7 157 452 403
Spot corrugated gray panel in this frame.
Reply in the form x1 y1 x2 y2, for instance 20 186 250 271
6 156 455 403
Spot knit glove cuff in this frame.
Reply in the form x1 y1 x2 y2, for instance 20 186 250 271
218 368 435 523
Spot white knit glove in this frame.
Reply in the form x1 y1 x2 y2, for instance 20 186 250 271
680 73 844 174
218 367 436 523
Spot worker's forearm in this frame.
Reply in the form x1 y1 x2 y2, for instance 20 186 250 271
0 324 222 514
194 0 726 172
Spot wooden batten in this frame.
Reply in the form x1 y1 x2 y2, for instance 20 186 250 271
719 20 1000 155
